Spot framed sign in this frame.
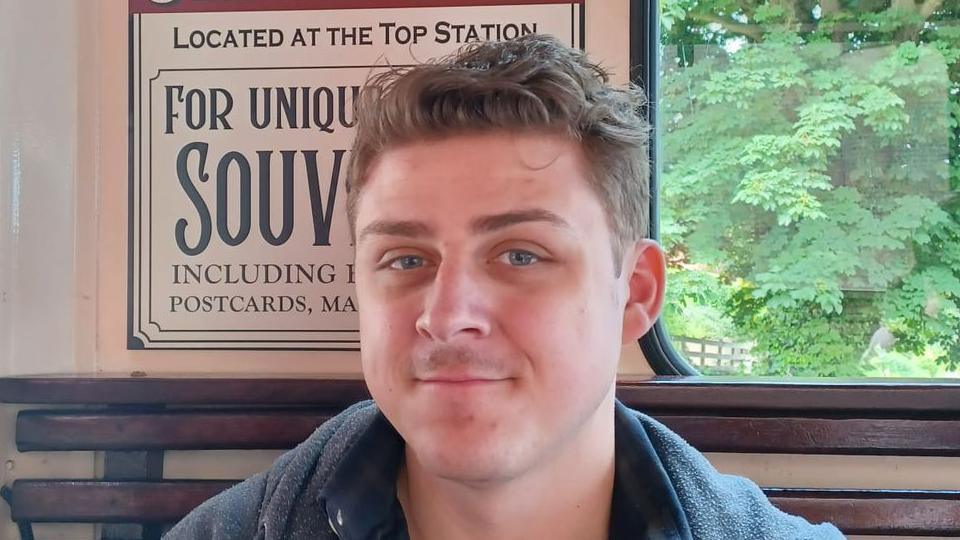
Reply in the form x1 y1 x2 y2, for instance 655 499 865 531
128 0 584 350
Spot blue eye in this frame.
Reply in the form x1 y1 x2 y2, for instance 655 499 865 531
502 250 540 266
389 255 425 270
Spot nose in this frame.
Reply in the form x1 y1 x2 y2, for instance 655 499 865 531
415 260 492 342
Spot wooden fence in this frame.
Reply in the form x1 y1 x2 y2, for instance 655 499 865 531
675 336 754 374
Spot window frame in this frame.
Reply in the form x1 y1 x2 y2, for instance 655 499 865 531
632 0 697 376
629 0 960 382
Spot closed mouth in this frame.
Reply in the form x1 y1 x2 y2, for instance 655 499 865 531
417 377 510 384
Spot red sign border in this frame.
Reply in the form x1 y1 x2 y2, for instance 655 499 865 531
131 0 582 15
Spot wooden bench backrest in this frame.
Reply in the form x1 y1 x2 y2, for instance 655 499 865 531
2 376 959 538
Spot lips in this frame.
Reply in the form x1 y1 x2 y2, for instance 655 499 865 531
418 374 510 383
416 379 509 397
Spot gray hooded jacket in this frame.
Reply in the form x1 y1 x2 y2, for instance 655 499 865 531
164 400 844 540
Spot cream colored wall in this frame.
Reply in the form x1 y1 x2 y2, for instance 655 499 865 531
0 1 957 540
1 2 96 537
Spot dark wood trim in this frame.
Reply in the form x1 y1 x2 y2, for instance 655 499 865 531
0 376 371 405
654 415 960 456
10 481 959 535
619 377 960 415
101 449 165 540
767 489 960 536
5 375 960 536
17 409 960 456
16 409 336 451
8 480 237 523
2 376 960 413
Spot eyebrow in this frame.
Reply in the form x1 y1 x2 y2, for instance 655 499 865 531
470 208 573 234
357 208 572 244
357 220 435 243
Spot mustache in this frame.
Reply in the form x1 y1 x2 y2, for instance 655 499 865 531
412 346 510 378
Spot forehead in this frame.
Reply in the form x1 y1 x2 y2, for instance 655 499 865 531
356 132 603 230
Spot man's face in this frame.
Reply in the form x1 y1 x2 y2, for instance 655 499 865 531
355 132 659 484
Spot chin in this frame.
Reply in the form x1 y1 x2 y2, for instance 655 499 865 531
414 438 529 484
408 426 530 484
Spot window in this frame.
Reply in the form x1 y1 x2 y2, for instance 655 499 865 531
648 0 960 378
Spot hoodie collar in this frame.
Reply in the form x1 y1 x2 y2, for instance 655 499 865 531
320 402 690 540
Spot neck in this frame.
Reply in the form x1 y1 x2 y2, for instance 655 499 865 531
397 396 616 540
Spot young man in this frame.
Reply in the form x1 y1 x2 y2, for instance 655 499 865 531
165 35 843 540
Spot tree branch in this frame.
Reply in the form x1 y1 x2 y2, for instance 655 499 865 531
891 0 943 19
920 0 944 19
890 0 944 42
819 0 841 16
690 13 765 41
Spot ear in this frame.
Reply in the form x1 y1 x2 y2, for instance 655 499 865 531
621 239 666 344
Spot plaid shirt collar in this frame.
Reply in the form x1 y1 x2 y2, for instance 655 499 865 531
320 401 691 540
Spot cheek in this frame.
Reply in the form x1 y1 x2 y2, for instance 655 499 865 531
502 288 600 374
358 292 418 381
357 271 414 336
512 276 622 381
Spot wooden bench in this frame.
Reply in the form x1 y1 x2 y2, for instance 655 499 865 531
1 376 959 539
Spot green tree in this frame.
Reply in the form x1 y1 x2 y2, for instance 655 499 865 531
659 0 960 376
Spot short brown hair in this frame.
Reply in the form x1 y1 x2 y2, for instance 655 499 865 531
346 34 650 261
